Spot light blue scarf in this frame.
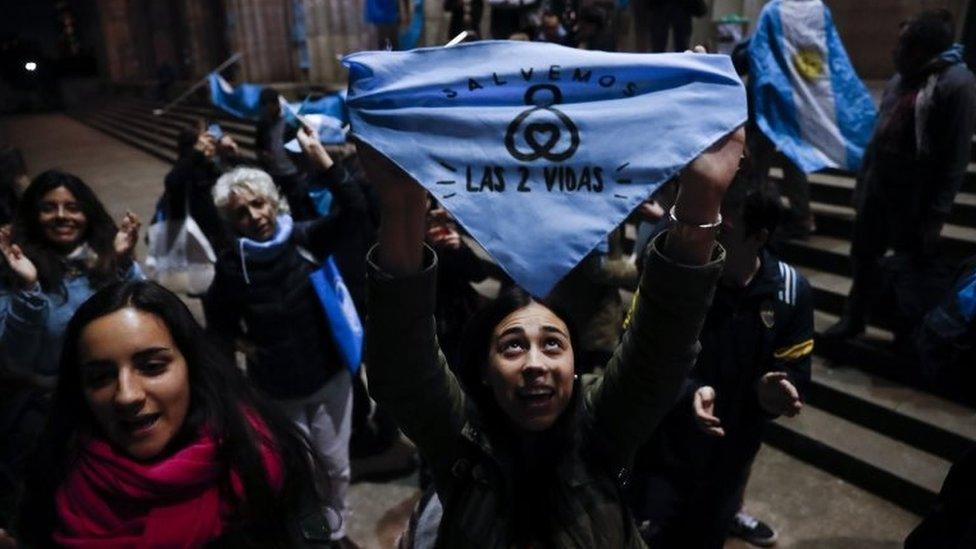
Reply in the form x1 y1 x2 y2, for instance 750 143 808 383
237 214 293 284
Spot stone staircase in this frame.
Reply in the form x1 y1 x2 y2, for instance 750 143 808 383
762 160 976 515
71 97 976 517
71 97 260 165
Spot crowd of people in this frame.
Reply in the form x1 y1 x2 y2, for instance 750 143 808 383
441 0 708 52
0 4 975 549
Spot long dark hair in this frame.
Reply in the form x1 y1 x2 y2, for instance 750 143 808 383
9 170 121 298
16 280 322 545
458 286 584 544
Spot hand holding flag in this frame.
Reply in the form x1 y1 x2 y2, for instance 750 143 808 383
296 125 336 171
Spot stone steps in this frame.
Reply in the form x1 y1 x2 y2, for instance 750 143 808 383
102 102 258 146
762 151 976 514
73 111 177 164
771 168 976 227
807 357 976 462
764 402 950 515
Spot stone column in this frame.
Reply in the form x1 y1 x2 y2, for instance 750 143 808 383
181 0 230 78
302 0 375 87
95 0 145 81
223 0 298 82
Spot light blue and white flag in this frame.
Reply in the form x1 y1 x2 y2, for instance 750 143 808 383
344 41 746 296
310 257 364 374
749 0 876 173
284 113 349 151
297 92 349 125
208 72 264 120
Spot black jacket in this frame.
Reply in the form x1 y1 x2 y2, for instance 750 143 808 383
163 151 251 253
204 164 368 399
636 250 814 476
860 57 976 225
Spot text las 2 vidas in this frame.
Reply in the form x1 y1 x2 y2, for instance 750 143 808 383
438 77 632 196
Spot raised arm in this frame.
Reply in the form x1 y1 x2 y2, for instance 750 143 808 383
586 127 744 464
292 127 369 255
0 229 48 376
358 141 467 468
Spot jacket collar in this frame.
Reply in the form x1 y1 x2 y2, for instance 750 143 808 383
717 249 782 302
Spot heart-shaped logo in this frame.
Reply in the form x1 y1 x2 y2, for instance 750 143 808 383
525 123 560 153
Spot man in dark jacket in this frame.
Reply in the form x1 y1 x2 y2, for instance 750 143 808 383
162 124 246 255
629 181 813 548
824 10 976 340
204 127 366 548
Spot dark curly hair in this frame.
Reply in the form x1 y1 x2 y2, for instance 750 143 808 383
9 170 122 299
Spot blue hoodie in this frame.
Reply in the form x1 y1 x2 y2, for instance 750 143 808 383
0 257 142 379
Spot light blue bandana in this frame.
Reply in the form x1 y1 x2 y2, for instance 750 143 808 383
345 40 746 296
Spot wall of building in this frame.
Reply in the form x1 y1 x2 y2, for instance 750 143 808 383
709 0 972 80
302 0 375 85
222 0 299 82
181 0 229 79
93 0 973 86
96 0 149 82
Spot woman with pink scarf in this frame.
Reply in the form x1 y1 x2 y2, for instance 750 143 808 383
9 281 339 547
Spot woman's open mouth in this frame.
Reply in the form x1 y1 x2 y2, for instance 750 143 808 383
517 386 556 411
119 413 161 437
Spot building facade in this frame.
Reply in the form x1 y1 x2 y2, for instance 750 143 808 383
94 0 973 86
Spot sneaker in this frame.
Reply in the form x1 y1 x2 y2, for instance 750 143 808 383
730 511 778 547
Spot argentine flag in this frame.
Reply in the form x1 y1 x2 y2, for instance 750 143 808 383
749 0 876 173
345 41 746 296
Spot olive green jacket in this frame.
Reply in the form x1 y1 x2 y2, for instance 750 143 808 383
365 234 724 548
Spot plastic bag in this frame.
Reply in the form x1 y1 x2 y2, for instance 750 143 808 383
144 212 217 295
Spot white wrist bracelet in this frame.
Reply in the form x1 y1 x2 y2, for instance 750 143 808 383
668 205 723 229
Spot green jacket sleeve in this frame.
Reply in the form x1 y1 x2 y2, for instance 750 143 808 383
585 231 724 465
364 244 467 470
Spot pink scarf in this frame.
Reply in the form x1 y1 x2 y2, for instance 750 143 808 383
54 418 283 548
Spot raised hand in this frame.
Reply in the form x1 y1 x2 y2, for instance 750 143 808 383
756 371 803 417
194 133 217 158
297 125 335 171
217 135 240 157
675 127 746 225
693 386 725 437
355 139 427 276
0 226 38 288
113 211 141 259
662 126 746 266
